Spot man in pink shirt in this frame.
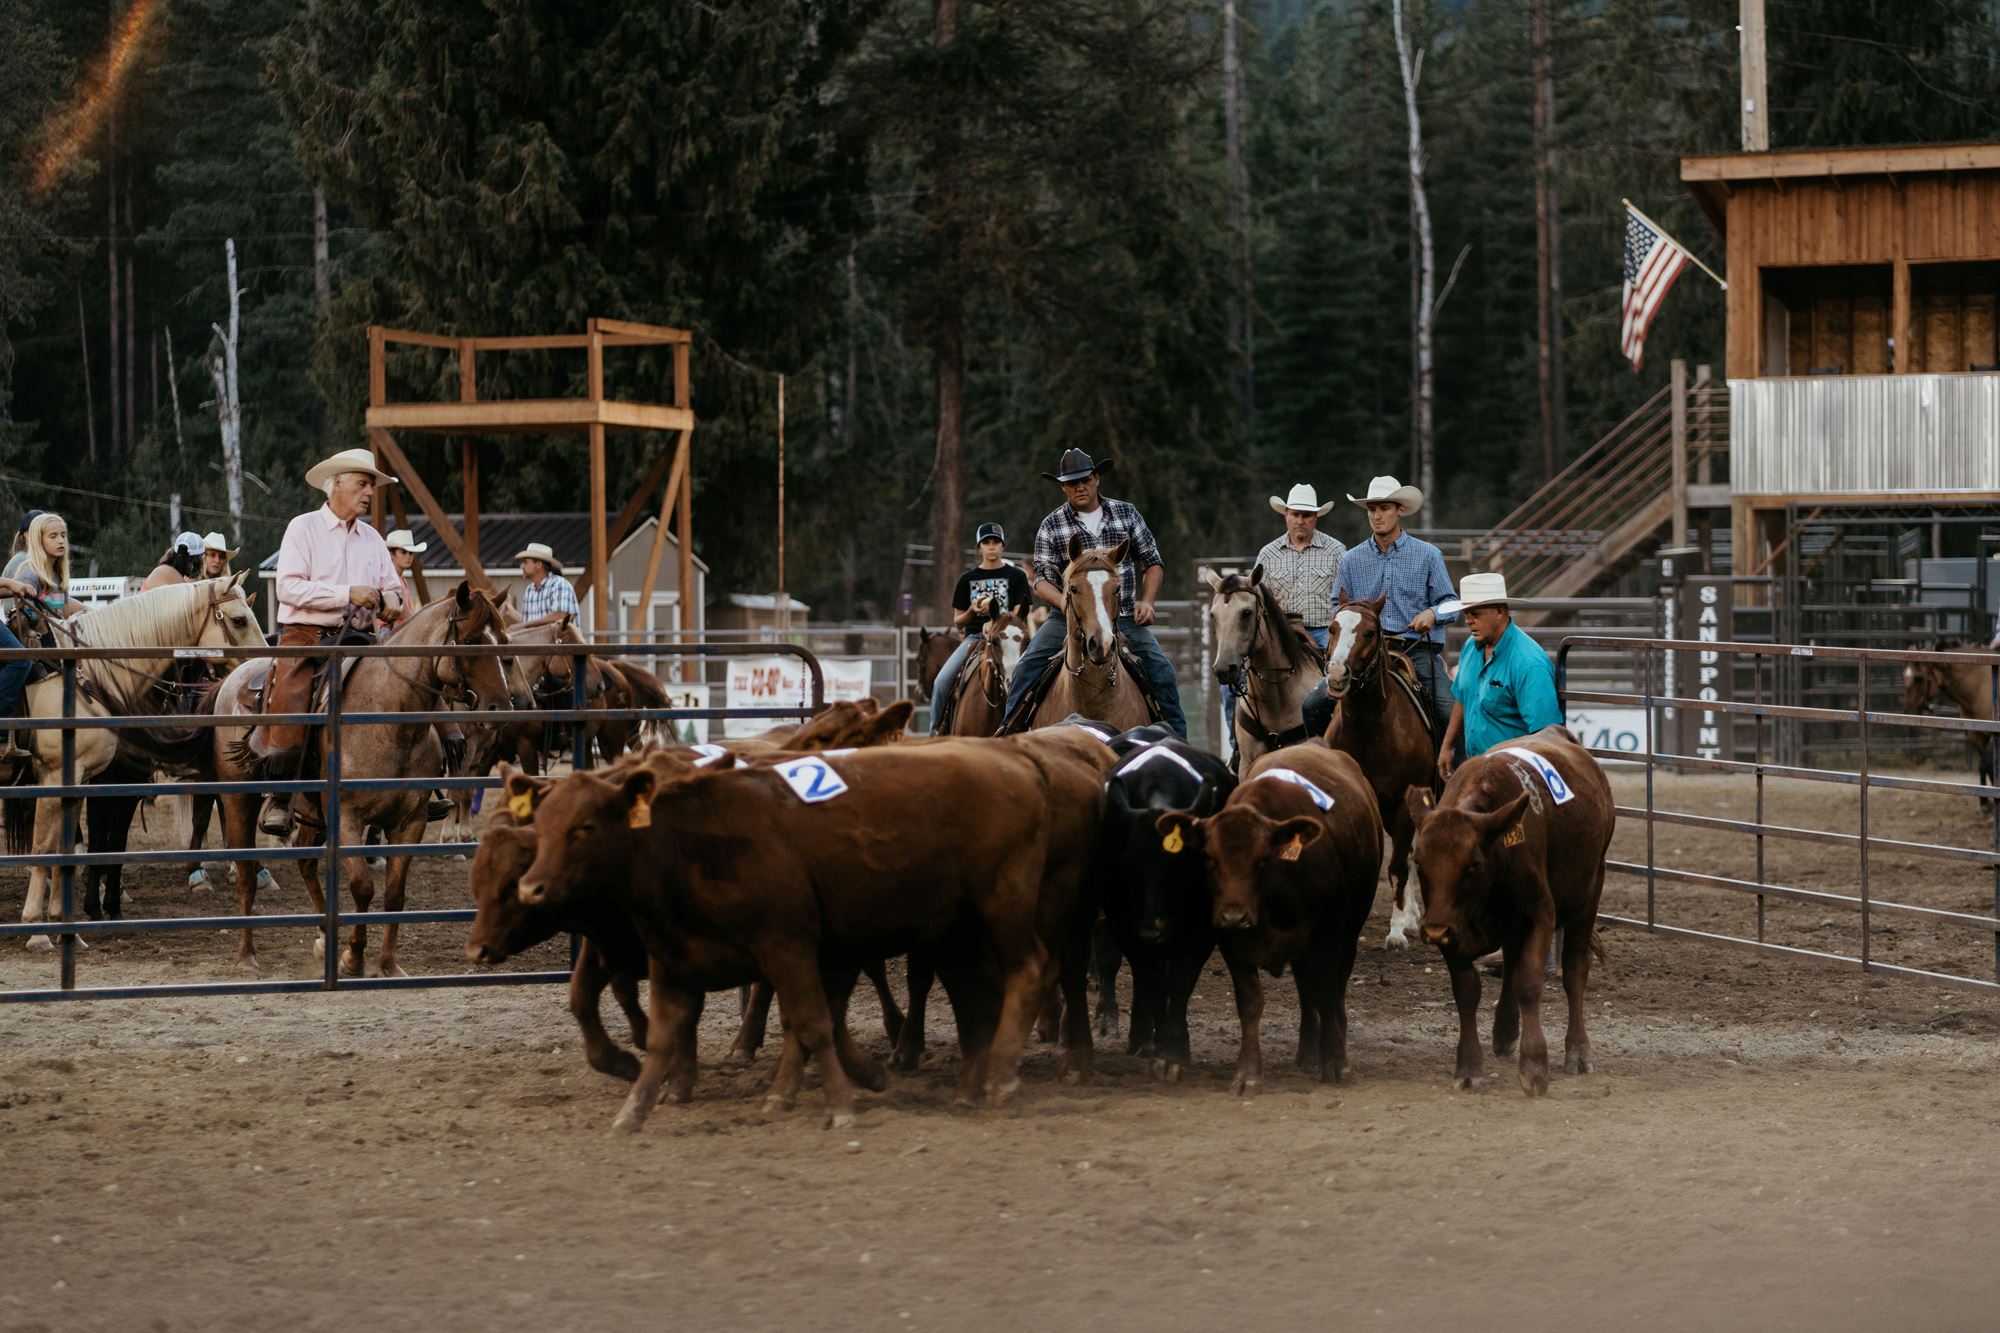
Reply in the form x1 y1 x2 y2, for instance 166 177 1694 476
260 448 405 836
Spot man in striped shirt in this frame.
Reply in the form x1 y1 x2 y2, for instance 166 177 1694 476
514 542 580 621
1001 448 1186 737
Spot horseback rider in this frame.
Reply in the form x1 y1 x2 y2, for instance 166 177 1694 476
142 532 207 591
383 529 429 623
930 521 1031 734
200 532 238 579
0 511 71 755
258 448 407 837
1438 572 1562 781
1001 448 1186 738
1325 475 1458 741
1225 483 1346 743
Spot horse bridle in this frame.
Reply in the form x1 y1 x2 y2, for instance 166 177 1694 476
1061 576 1121 682
380 603 499 710
1324 606 1390 701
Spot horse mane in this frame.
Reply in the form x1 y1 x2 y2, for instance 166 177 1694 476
1218 571 1309 672
67 581 216 713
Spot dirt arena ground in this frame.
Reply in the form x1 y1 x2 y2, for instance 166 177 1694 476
5 768 2000 1331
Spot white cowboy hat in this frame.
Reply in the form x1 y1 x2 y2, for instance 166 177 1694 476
1458 572 1508 609
385 528 429 555
199 530 241 561
1269 483 1334 517
1347 475 1424 515
511 541 564 573
305 446 398 491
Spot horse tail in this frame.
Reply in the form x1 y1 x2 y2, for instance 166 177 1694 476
2 767 36 856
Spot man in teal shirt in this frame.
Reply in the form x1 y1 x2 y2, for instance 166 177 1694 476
1439 572 1563 780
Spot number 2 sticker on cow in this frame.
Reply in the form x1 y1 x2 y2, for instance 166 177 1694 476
774 756 850 804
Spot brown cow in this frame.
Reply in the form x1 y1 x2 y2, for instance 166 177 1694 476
502 738 1096 1131
1405 725 1614 1096
1155 742 1381 1093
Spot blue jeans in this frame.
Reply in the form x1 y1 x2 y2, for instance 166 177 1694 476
1223 624 1327 746
1002 611 1186 738
929 635 978 734
0 621 29 720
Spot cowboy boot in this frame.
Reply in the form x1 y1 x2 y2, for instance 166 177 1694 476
257 749 302 838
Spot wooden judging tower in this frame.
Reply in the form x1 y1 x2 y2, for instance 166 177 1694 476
362 319 696 641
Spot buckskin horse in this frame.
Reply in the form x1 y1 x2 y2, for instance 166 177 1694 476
1207 566 1326 769
208 583 512 975
1322 592 1438 947
6 576 267 950
1020 537 1153 732
1903 645 1999 813
940 608 1029 737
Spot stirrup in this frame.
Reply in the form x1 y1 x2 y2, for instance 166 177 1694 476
257 797 293 838
426 792 454 823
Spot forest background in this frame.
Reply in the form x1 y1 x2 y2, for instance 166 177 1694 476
3 0 1997 617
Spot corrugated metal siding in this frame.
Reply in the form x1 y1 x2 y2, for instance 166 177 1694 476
1732 374 2000 494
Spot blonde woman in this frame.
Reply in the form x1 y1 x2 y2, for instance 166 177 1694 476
0 512 77 631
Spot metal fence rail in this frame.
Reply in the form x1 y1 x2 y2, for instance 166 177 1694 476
1557 634 2000 989
0 640 825 1002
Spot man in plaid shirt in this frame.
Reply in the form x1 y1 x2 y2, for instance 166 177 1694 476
1001 448 1186 736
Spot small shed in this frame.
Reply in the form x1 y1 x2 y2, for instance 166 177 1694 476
257 511 708 640
711 593 811 634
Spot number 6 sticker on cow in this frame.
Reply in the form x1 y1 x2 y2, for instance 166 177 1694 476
775 755 850 804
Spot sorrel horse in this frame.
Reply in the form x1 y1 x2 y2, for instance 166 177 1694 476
6 576 267 950
1904 646 1999 812
208 584 513 975
942 609 1029 737
1323 592 1439 947
913 628 960 702
1024 536 1152 732
1206 565 1326 768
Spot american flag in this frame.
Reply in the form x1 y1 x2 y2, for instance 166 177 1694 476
1621 205 1689 371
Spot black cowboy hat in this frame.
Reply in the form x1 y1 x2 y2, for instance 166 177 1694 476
1040 448 1113 485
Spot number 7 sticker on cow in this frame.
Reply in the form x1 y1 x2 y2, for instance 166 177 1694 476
774 755 850 804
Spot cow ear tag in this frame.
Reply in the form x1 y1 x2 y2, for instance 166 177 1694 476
1502 823 1525 848
508 790 535 819
1279 834 1304 862
1162 825 1185 855
1421 792 1433 807
627 793 653 830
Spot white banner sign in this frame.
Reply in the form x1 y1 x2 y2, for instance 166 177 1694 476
1565 707 1649 759
723 656 874 738
658 682 710 745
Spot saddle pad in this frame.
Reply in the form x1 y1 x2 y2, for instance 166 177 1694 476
1253 767 1334 810
774 755 848 804
1495 746 1575 805
1114 743 1200 781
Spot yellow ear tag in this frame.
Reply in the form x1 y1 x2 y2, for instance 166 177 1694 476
1279 834 1304 862
1161 825 1185 855
627 793 653 830
1421 791 1433 807
1502 823 1525 848
508 790 535 819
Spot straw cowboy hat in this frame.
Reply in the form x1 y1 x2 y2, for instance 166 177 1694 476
201 531 241 560
511 541 564 573
1269 483 1334 517
305 446 398 491
1458 572 1509 609
384 528 429 555
1347 474 1424 515
1040 448 1114 484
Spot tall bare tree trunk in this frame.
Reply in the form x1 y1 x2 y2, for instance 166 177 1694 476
209 239 245 547
76 284 99 469
1531 0 1567 479
927 0 965 618
165 324 185 530
1391 0 1437 508
1223 0 1254 416
124 166 136 452
106 58 121 460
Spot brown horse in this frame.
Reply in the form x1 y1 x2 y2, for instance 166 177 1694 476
913 628 960 702
1206 566 1326 768
1904 646 1999 811
1323 592 1438 947
1025 536 1152 731
943 609 1029 737
209 583 513 974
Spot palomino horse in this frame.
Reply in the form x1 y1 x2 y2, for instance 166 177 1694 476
1323 593 1438 947
7 576 267 949
1206 565 1327 769
942 609 1030 737
1023 536 1152 731
1904 645 1999 812
209 583 512 975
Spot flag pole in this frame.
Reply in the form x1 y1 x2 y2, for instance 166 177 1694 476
1623 197 1728 290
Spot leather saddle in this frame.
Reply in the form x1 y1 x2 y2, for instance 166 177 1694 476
999 635 1164 735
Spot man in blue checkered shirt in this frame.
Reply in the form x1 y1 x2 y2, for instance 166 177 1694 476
513 541 580 621
1001 448 1186 736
